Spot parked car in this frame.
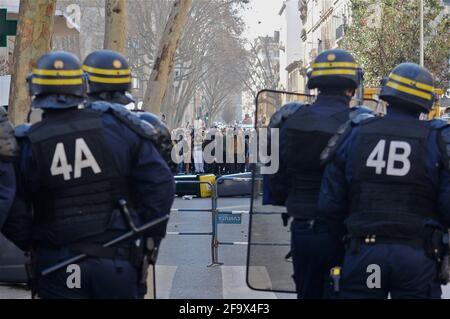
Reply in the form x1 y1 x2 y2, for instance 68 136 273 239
0 235 27 283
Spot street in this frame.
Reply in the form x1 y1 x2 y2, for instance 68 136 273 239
2 196 450 299
0 197 295 299
152 197 294 299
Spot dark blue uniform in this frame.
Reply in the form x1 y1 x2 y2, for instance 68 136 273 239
0 161 16 229
0 105 19 231
6 107 175 299
318 106 450 299
270 94 355 299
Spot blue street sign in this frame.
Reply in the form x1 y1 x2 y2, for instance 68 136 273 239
216 213 242 225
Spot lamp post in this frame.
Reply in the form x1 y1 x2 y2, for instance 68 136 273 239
420 0 424 67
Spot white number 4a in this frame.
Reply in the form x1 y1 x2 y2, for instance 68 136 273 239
366 139 411 176
51 138 102 181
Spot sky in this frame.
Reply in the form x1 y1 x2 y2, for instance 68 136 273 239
241 0 285 41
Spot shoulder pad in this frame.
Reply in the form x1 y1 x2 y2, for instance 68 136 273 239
438 124 450 171
90 101 157 140
0 116 20 161
441 125 450 141
138 114 177 173
350 106 376 124
268 102 304 129
320 120 353 165
430 119 449 130
87 101 112 113
15 123 31 138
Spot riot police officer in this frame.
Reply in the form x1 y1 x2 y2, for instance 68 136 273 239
268 49 366 299
83 50 176 175
7 51 175 299
136 111 176 298
82 50 176 298
319 62 450 298
138 112 177 174
0 106 18 229
83 49 135 106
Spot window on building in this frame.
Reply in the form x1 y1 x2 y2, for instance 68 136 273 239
336 24 344 40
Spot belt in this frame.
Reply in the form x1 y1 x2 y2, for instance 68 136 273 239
293 218 314 223
346 235 424 249
68 243 132 260
293 218 315 229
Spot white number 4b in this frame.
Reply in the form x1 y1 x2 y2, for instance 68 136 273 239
366 140 411 176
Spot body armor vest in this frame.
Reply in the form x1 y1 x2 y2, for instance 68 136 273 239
347 117 438 238
284 107 350 219
28 109 129 245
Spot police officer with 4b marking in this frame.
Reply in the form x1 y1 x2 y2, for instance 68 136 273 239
319 62 450 299
83 49 176 298
6 51 175 299
267 49 369 299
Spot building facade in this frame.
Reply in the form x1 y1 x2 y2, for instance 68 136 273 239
277 0 352 93
299 0 351 91
279 0 304 92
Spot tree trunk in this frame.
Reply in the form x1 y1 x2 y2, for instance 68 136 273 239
8 0 57 125
104 0 128 54
142 0 193 115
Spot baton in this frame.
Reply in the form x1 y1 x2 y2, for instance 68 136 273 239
41 213 170 276
118 199 139 232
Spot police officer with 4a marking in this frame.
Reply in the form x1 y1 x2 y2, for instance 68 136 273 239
4 51 175 299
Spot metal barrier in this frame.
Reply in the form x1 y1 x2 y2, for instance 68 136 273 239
212 175 289 263
210 175 252 264
167 175 261 266
168 180 219 267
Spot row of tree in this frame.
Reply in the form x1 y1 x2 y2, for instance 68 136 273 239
342 0 449 89
7 0 194 126
128 0 249 127
6 0 279 127
10 1 443 128
126 0 277 127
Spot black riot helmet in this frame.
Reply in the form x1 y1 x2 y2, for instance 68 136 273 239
139 112 166 131
307 49 362 90
28 51 86 109
379 62 435 113
138 112 177 173
83 50 132 94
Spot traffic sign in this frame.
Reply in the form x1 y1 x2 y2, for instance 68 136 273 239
216 213 242 225
0 9 17 47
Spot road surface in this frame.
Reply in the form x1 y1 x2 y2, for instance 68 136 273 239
1 197 449 299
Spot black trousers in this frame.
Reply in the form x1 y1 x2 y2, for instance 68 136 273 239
34 246 139 299
291 220 344 299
